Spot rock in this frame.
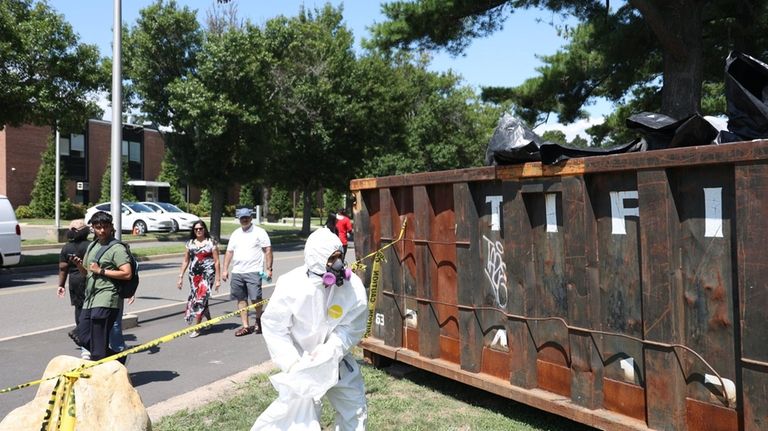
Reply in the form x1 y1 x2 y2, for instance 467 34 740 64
0 355 151 431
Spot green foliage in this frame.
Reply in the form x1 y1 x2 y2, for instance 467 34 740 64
323 188 345 212
157 151 187 206
195 189 212 215
372 0 768 143
267 186 296 220
541 130 567 145
99 160 137 202
238 183 256 208
123 0 202 127
14 205 35 219
359 53 502 177
29 137 70 217
0 0 105 129
263 5 377 232
65 203 86 219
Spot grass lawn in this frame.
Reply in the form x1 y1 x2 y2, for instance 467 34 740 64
153 349 594 431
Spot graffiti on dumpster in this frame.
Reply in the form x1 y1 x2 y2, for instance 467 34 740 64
483 235 508 308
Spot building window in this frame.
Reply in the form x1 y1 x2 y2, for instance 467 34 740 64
59 133 87 181
122 139 142 179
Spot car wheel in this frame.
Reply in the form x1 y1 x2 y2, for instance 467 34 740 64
133 220 147 235
170 219 179 233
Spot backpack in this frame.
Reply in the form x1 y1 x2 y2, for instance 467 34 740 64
87 239 140 299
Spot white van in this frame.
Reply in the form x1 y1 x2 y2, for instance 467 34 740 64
0 195 21 267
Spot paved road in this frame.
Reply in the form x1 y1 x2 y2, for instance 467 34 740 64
0 244 356 419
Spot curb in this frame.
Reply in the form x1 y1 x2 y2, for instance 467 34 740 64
145 360 276 423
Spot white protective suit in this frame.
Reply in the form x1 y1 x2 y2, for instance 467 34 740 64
252 227 369 431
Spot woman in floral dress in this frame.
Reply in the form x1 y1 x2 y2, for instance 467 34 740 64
177 220 221 337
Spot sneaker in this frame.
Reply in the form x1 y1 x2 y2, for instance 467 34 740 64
81 351 91 360
189 331 200 338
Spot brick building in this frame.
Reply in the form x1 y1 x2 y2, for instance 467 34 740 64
0 119 175 207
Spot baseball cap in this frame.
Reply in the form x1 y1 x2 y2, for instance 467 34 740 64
235 208 252 218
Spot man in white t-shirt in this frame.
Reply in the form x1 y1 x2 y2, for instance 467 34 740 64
222 207 273 336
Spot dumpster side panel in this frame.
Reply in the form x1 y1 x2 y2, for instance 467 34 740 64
414 185 439 359
428 184 460 364
563 176 605 410
356 140 768 431
736 162 768 431
502 181 539 389
639 168 686 428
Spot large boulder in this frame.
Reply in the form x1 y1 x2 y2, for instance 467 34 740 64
0 355 150 431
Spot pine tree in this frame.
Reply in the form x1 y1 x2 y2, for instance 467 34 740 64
238 183 255 208
29 136 71 217
99 160 137 202
157 151 186 206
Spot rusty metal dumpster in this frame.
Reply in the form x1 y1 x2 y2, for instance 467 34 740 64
351 139 768 431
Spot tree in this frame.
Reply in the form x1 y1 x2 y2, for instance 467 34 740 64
361 57 501 176
263 5 381 234
99 160 137 203
372 1 768 143
126 1 274 239
123 0 202 128
157 151 186 206
29 137 70 218
0 0 105 130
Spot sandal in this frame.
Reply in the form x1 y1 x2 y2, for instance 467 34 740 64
234 326 253 337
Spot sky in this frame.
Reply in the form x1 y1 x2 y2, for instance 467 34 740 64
46 0 609 141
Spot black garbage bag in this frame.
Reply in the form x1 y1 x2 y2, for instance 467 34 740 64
484 114 543 165
725 51 768 141
539 138 647 165
626 112 718 150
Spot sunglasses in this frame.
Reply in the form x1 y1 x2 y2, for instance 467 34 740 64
194 227 205 231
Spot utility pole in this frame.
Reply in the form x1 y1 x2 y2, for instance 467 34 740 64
111 0 122 240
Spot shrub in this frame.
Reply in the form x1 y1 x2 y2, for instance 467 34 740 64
15 205 35 219
224 204 236 217
65 203 86 219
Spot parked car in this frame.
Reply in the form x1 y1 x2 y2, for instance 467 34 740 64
84 202 173 234
140 201 199 233
0 195 21 267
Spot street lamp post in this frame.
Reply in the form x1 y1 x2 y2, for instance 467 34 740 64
111 0 122 240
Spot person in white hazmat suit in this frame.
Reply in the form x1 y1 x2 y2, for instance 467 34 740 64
252 227 368 431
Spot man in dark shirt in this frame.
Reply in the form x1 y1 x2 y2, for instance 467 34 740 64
58 219 90 358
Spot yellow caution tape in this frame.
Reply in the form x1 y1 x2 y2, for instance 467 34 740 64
6 222 409 429
364 251 385 338
0 299 266 430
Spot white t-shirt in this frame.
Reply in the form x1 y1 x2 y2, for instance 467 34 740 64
226 224 271 274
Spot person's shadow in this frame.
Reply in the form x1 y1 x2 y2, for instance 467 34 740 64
129 370 180 387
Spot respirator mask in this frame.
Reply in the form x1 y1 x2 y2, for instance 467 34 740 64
322 258 352 287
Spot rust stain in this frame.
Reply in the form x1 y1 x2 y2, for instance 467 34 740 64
684 292 697 306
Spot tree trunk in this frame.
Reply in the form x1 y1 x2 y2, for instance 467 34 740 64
210 187 226 243
301 186 313 236
659 1 703 118
632 0 704 118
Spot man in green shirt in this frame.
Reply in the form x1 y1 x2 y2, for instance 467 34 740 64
70 211 133 361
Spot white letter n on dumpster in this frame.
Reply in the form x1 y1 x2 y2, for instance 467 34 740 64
483 235 508 308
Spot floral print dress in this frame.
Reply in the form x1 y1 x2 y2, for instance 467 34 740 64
184 238 216 323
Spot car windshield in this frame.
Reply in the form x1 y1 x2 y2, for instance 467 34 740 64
125 202 155 213
141 202 161 212
157 202 184 213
